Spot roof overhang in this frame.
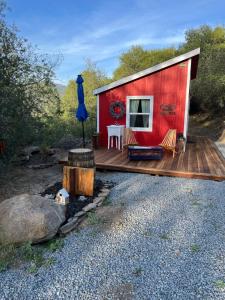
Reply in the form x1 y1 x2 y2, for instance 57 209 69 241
93 48 200 95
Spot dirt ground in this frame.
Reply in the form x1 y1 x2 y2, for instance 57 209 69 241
188 114 225 141
0 113 224 204
0 164 63 203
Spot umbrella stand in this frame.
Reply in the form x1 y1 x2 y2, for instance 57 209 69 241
82 121 85 148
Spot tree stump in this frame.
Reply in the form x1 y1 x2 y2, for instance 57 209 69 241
63 166 94 196
68 148 95 168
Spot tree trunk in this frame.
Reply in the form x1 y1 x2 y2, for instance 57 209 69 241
68 148 95 168
63 166 94 196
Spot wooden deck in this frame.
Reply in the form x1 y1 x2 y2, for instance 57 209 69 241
94 137 225 181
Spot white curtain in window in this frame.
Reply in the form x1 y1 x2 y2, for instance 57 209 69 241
141 100 149 113
130 100 139 127
130 100 139 112
141 100 150 127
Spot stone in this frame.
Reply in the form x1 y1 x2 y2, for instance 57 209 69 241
0 194 66 245
98 191 109 198
27 163 55 169
93 197 105 205
58 217 79 235
101 188 110 193
74 211 86 217
44 194 54 200
79 196 87 202
97 201 104 207
82 203 97 212
22 146 40 156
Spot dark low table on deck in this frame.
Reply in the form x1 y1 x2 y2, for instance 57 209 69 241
128 146 163 160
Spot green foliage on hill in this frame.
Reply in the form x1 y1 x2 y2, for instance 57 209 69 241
179 25 225 112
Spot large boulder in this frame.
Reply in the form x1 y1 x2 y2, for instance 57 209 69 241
0 194 66 245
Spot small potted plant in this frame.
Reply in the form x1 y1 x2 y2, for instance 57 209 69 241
177 133 186 153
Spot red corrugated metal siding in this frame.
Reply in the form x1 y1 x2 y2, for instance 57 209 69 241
99 60 189 147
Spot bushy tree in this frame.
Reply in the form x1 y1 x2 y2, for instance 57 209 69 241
113 46 177 80
60 60 109 136
179 25 225 112
0 1 59 153
60 80 76 120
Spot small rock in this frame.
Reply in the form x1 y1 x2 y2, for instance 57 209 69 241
175 249 181 256
22 146 40 156
101 188 110 193
93 197 105 205
82 203 97 212
46 148 56 156
27 163 55 169
59 217 79 235
44 194 54 200
74 211 86 217
79 196 87 202
98 192 109 197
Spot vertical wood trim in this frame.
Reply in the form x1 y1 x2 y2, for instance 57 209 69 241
97 95 99 133
183 59 191 140
126 96 129 128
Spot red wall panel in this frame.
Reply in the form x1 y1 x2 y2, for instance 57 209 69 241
98 60 189 147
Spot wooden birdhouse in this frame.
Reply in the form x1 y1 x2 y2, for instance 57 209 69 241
55 188 69 205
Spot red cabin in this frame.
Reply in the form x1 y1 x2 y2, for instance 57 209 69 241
93 48 200 148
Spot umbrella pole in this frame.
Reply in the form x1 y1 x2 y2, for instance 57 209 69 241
82 121 85 148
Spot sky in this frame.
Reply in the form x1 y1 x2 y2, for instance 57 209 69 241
6 0 225 85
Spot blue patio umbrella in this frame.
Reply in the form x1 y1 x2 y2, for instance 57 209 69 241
76 74 88 148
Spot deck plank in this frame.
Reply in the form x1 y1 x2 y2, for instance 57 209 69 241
59 137 225 181
94 137 225 181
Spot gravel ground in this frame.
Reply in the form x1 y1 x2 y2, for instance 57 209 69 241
0 172 225 299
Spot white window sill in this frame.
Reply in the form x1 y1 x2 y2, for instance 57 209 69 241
130 127 153 132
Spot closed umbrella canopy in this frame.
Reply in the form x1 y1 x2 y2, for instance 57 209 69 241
76 75 88 121
76 74 88 148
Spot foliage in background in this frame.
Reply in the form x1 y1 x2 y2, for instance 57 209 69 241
0 1 60 156
60 60 109 138
113 46 177 80
179 25 225 112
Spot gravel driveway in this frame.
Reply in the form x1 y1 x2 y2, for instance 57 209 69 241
0 172 225 299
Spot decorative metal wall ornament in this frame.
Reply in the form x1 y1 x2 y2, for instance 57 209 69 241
160 103 176 115
109 101 125 119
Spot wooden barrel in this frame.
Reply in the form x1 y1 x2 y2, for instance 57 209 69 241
68 148 95 168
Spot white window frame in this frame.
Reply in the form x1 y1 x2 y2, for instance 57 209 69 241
126 96 154 132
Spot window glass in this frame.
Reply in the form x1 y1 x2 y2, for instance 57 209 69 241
130 99 150 113
130 115 149 128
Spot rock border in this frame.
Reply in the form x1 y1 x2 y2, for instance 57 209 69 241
58 184 111 236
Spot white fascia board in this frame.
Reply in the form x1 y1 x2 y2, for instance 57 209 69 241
183 59 191 140
96 95 99 133
93 48 200 95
